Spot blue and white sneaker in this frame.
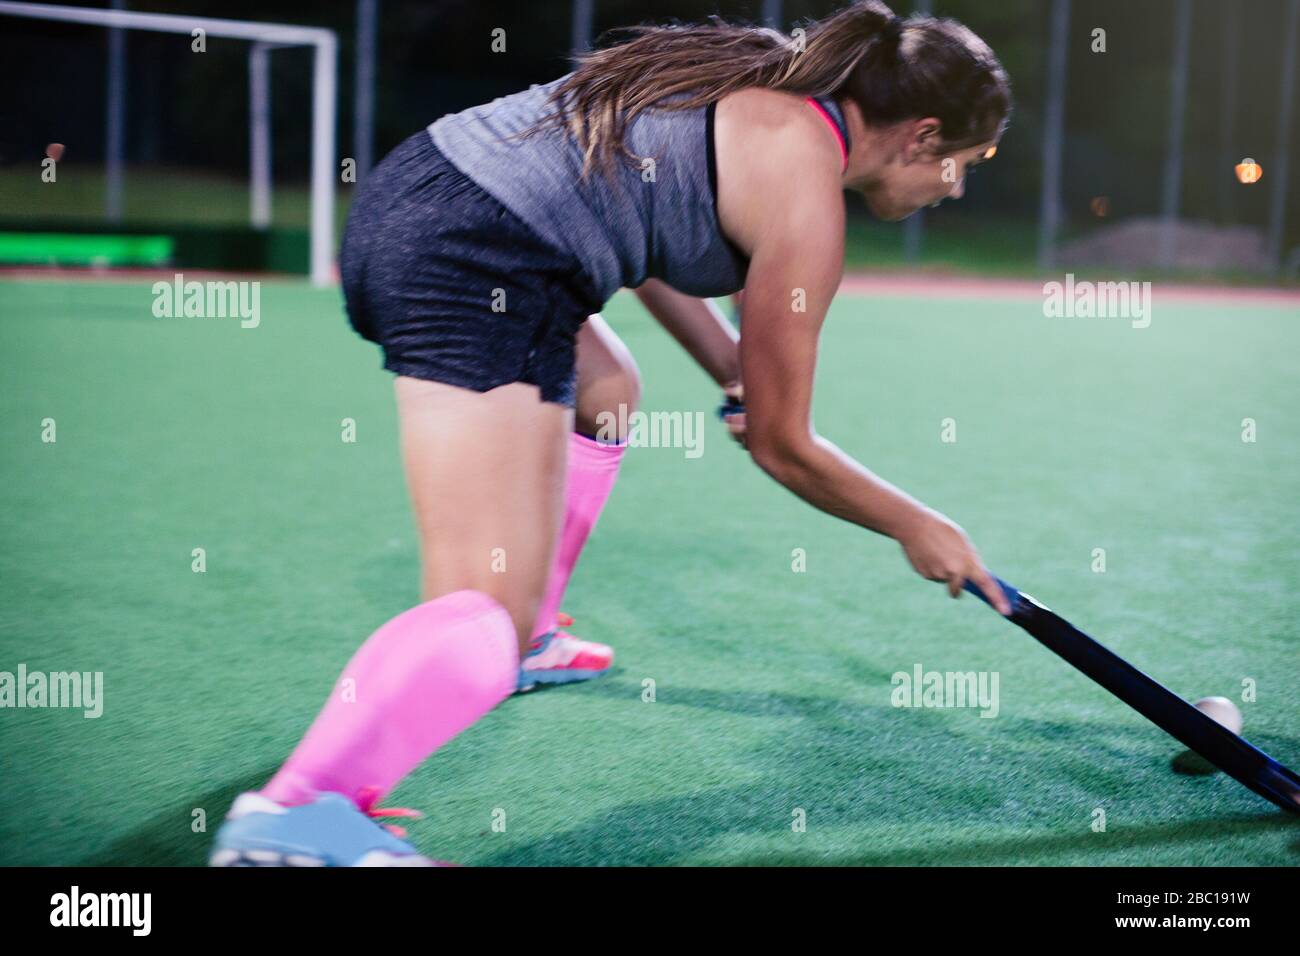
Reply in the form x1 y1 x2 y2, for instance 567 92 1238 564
516 613 614 694
209 792 444 867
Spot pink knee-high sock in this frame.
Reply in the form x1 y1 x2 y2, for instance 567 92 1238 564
261 589 518 808
532 432 626 639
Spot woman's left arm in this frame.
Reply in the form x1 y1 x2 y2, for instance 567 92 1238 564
633 279 740 391
633 279 747 444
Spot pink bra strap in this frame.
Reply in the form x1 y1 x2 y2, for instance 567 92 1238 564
805 98 848 171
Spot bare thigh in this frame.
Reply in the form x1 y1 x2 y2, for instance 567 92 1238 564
396 376 571 652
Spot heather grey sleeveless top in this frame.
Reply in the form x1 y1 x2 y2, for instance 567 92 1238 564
429 76 850 306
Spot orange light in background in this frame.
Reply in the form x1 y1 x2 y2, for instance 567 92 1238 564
1235 158 1262 184
45 143 65 162
984 145 997 160
1089 196 1111 217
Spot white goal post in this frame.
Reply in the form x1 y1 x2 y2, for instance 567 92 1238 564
0 1 338 287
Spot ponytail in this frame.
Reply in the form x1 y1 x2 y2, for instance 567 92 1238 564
541 0 1010 176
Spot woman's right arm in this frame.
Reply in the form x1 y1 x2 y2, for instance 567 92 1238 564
741 279 1008 614
715 95 1010 614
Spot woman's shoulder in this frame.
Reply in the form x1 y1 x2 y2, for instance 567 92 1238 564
715 87 828 133
712 87 846 260
714 87 845 179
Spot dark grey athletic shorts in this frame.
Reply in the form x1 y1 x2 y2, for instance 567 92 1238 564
340 131 602 406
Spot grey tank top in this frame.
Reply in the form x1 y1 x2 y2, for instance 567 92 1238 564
429 76 849 306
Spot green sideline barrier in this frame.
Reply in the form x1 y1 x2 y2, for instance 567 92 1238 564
0 232 174 266
0 220 309 274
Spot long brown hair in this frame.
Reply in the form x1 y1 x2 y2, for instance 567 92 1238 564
543 0 1011 176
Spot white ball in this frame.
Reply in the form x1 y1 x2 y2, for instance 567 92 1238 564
1193 696 1243 735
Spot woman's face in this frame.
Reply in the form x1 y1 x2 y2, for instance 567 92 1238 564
858 122 997 221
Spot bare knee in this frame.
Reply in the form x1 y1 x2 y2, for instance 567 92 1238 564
576 358 641 439
420 569 540 655
575 315 641 440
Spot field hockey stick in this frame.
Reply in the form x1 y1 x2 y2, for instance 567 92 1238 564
964 575 1300 816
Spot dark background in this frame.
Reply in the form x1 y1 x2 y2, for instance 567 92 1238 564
0 0 1295 244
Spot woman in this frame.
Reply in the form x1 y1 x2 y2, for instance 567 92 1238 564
211 0 1013 866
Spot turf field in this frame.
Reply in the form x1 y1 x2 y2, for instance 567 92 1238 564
1 275 1297 866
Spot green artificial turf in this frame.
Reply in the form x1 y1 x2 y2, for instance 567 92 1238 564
0 277 1297 866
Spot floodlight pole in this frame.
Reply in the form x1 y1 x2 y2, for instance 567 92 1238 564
354 0 378 178
571 0 594 59
903 0 932 265
1217 14 1241 225
1037 0 1070 271
105 0 126 223
1159 0 1192 270
249 42 272 230
1266 0 1298 273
